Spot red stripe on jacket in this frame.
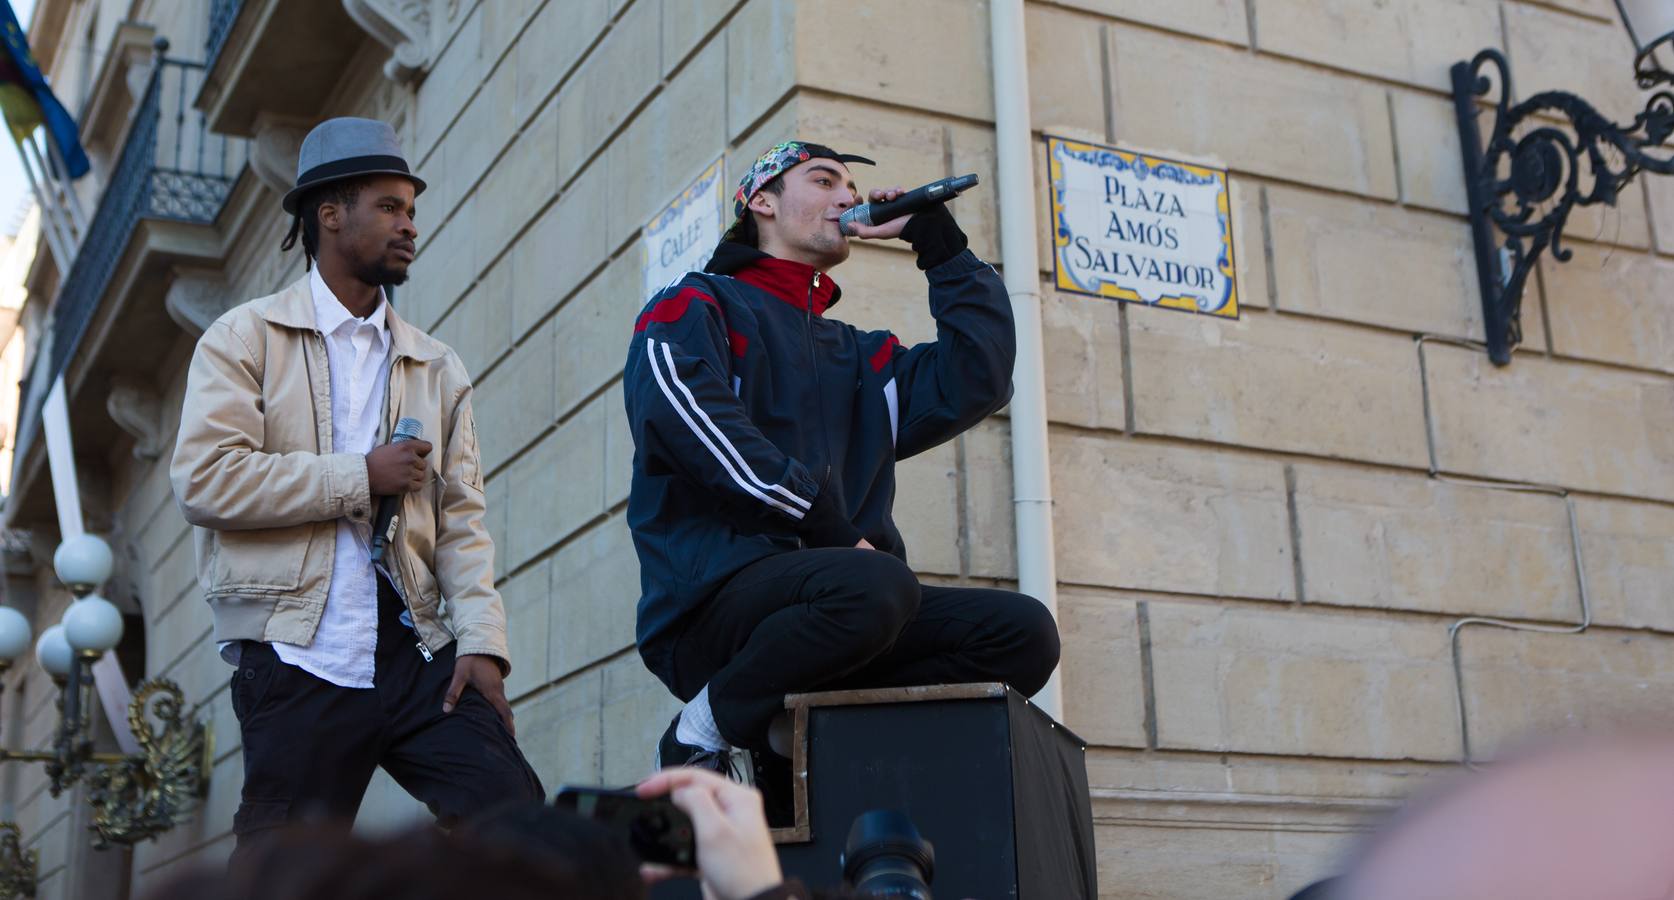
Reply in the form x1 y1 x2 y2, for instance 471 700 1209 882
869 335 901 373
634 287 716 332
636 287 747 359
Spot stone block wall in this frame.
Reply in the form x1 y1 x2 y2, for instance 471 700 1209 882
1019 1 1674 895
12 0 1672 897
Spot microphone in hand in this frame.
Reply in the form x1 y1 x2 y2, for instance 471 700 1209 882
839 173 979 234
368 417 428 564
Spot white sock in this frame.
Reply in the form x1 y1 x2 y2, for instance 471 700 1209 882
675 684 728 751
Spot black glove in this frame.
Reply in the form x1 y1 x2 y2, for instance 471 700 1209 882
899 202 969 271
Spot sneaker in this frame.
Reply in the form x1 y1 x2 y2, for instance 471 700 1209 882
656 713 738 778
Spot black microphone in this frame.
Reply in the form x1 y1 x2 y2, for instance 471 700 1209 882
370 417 423 565
839 173 980 233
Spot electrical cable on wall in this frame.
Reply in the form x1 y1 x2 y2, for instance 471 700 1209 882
1414 334 1594 769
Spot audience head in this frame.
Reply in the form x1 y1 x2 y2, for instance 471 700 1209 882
1299 729 1674 900
143 805 641 900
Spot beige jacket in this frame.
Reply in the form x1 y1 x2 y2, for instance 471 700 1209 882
170 276 509 671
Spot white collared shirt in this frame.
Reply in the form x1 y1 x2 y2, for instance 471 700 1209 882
261 269 394 687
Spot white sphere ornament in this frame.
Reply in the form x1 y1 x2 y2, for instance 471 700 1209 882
53 534 114 592
0 607 30 662
35 624 72 678
63 595 124 653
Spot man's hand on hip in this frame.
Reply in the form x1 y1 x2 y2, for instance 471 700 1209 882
367 439 432 495
856 537 877 550
444 653 515 736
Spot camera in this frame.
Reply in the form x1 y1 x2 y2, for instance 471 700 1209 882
552 785 696 869
841 809 936 899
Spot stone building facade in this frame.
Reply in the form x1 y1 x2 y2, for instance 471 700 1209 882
2 0 1671 897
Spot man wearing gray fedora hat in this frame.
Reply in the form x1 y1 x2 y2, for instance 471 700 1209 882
172 117 542 863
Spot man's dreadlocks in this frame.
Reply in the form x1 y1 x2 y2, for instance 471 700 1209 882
279 177 371 270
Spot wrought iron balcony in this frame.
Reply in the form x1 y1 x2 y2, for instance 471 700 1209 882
12 49 247 490
204 0 245 74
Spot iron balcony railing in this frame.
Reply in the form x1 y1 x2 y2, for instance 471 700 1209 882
13 55 248 486
204 0 245 74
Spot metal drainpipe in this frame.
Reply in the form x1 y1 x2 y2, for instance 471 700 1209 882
990 0 1061 719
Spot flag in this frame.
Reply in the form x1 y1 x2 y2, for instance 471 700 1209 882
0 0 88 179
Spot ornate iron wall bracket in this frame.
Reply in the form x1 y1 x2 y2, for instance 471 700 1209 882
1452 48 1674 365
86 681 211 849
0 666 210 899
0 824 36 900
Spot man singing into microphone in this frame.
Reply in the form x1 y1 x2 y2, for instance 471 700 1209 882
171 118 541 863
624 141 1061 796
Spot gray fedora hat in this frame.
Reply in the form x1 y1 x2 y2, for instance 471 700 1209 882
282 117 427 215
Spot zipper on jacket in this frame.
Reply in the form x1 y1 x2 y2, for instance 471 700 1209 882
374 352 409 612
376 351 407 605
312 324 434 663
805 272 834 492
377 350 435 662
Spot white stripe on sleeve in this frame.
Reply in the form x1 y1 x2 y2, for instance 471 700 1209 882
657 340 812 511
646 338 806 519
883 377 899 447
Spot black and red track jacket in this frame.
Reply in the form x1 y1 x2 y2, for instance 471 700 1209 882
623 209 1015 684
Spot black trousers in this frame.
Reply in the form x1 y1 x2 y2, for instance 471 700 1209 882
228 575 543 868
668 548 1062 750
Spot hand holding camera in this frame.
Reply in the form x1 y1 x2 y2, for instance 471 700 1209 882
560 767 936 899
635 766 785 899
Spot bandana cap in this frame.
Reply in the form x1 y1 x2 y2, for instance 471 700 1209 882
733 141 876 222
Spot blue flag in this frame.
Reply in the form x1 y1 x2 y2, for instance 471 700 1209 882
0 0 89 179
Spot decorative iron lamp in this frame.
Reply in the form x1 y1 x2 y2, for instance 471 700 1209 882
0 611 37 900
1618 0 1674 88
0 535 211 900
1453 3 1674 364
51 534 114 596
0 611 29 666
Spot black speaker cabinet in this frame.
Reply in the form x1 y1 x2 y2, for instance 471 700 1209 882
650 683 1097 899
787 682 1099 898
